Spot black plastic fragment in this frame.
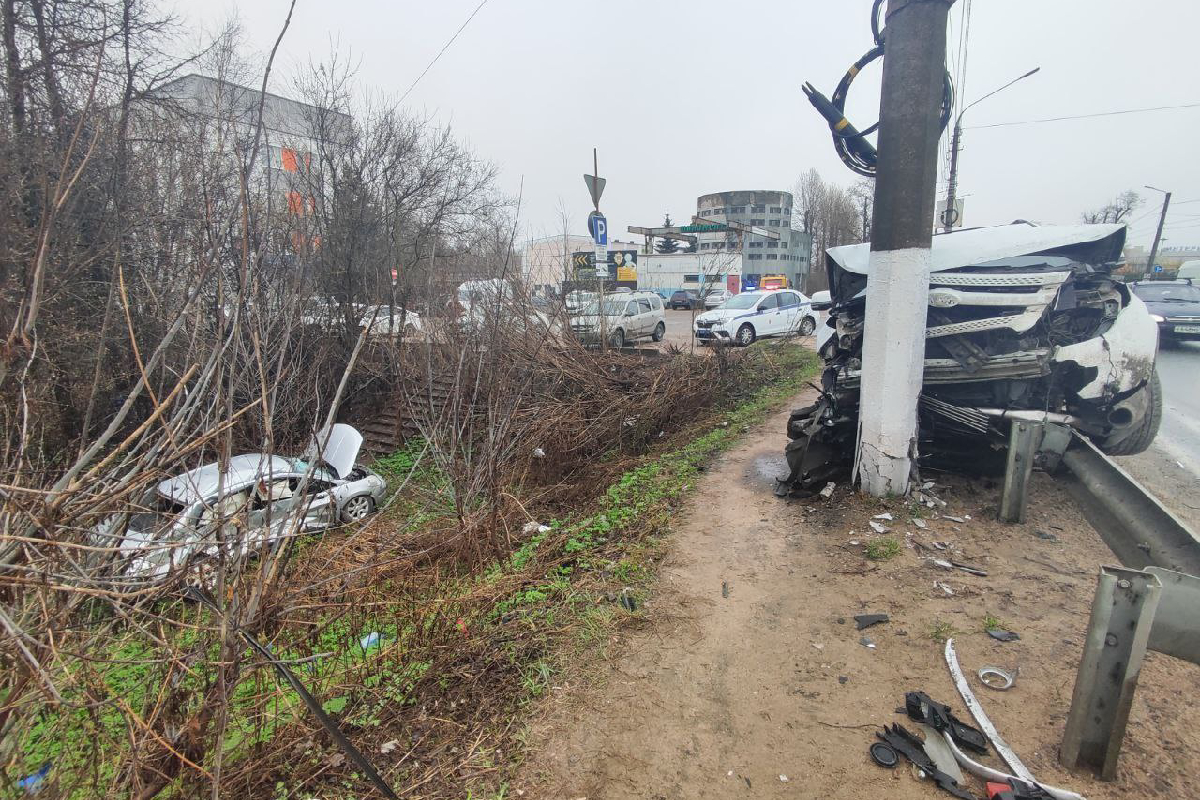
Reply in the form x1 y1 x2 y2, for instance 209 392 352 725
876 724 976 800
904 691 990 755
869 741 898 768
987 629 1020 642
854 613 889 630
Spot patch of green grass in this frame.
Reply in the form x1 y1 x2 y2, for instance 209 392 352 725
865 536 901 561
929 620 960 643
982 614 1010 633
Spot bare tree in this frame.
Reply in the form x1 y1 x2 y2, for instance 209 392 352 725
1081 189 1141 224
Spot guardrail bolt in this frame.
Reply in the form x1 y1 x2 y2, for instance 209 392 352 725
1104 633 1119 647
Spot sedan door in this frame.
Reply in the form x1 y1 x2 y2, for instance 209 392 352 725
776 291 802 334
755 292 782 335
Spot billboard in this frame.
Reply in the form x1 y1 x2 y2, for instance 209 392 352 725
572 250 637 282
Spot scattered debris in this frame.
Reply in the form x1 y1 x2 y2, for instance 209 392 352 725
944 515 966 523
1034 529 1060 542
932 559 987 577
819 481 836 499
875 724 975 799
839 675 849 684
359 631 384 651
618 589 638 612
812 643 825 650
873 512 894 521
854 613 889 630
18 762 51 794
380 740 399 754
868 520 890 534
778 774 789 782
978 667 1017 691
904 691 989 755
934 581 955 596
522 521 551 535
945 640 1085 800
913 518 928 530
860 636 876 649
916 721 965 783
869 741 898 768
987 629 1020 643
532 447 546 459
721 580 729 598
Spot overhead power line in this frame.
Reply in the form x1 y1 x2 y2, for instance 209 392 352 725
967 102 1200 129
398 0 490 105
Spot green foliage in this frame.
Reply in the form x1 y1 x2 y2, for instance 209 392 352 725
929 620 960 643
865 536 901 561
982 614 1010 633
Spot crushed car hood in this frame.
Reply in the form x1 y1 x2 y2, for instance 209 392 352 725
825 223 1126 303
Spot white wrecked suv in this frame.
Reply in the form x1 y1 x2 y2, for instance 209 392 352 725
777 223 1161 495
103 424 386 585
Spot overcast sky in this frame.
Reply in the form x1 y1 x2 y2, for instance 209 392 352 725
171 0 1200 251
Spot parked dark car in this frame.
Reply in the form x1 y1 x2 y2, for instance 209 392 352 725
1131 279 1200 345
669 290 701 310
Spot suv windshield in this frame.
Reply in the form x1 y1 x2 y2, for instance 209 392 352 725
723 293 761 310
1134 283 1200 302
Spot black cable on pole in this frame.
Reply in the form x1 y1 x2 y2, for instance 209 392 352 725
803 0 954 177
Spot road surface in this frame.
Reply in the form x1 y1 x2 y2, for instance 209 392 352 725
1116 341 1200 529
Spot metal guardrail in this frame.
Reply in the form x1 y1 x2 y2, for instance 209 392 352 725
1059 431 1200 575
1054 432 1200 780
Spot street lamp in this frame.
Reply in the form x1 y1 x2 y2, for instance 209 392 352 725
942 67 1041 232
1143 185 1172 279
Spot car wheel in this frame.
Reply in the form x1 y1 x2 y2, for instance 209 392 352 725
1099 369 1163 456
608 328 625 348
799 316 816 336
341 495 375 522
735 324 756 347
651 322 665 342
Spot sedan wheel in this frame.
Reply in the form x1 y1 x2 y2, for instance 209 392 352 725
799 317 816 336
651 322 666 342
736 324 756 347
608 329 625 348
341 495 374 522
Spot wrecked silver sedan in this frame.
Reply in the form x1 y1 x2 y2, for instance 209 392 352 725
777 223 1160 495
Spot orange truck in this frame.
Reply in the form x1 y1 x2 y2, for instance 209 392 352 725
761 274 789 290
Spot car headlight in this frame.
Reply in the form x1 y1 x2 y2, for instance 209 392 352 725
1150 314 1165 323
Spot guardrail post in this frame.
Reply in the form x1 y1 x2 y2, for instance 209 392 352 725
1060 565 1162 780
999 419 1040 523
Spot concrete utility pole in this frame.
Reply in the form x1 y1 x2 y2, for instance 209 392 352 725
942 67 1040 233
1144 185 1171 277
857 0 955 497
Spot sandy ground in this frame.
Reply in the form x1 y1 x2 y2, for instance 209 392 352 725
517 389 1200 800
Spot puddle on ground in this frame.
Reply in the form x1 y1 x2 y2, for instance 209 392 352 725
746 453 789 487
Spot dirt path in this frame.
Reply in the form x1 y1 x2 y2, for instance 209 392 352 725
518 390 1200 799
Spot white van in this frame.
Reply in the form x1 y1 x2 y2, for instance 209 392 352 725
1177 260 1200 281
569 291 666 347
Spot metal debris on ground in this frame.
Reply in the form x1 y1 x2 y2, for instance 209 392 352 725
868 520 890 534
873 512 894 521
978 667 1017 691
860 636 876 649
943 515 966 523
854 613 889 630
934 581 955 595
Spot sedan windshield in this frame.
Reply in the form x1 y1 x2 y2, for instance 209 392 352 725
1135 283 1200 302
723 294 761 310
582 300 630 316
